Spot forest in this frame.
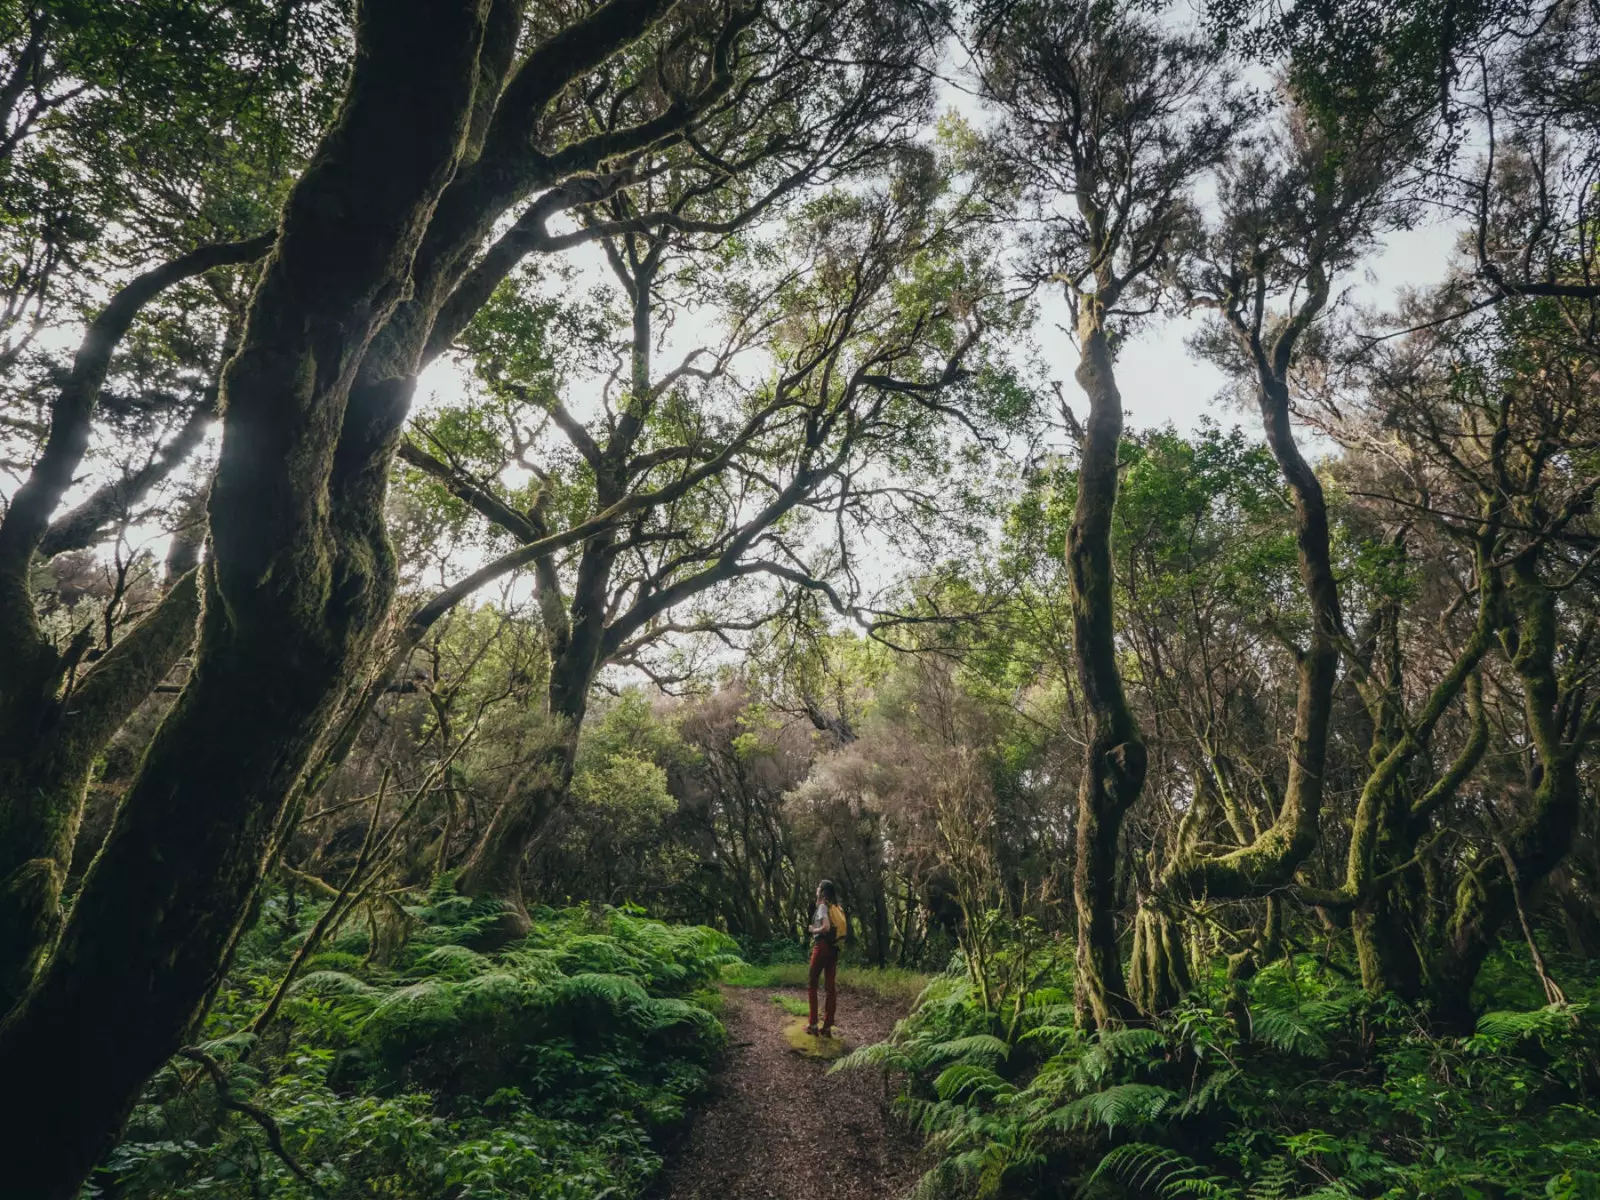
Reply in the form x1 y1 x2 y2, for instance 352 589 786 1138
0 0 1597 1196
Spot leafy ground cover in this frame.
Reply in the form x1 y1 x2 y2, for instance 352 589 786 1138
838 950 1600 1199
92 892 740 1199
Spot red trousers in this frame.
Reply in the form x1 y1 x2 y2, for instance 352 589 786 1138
808 940 838 1029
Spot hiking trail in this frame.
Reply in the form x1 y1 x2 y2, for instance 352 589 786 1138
658 984 921 1199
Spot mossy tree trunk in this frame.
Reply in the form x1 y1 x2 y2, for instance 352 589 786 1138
1429 555 1584 1030
0 570 201 1013
1069 316 1146 1031
456 650 595 928
0 236 270 1011
0 3 491 1192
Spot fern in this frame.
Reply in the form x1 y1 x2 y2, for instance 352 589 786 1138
194 1031 258 1060
933 1064 1017 1102
289 969 380 999
1016 1006 1079 1046
1245 1156 1297 1200
1250 1003 1327 1057
1472 1002 1587 1044
112 903 738 1200
413 942 492 978
544 970 650 1009
1179 1066 1241 1116
1067 1026 1166 1090
1095 1143 1240 1199
1050 1083 1181 1133
833 1040 919 1073
925 1032 1011 1067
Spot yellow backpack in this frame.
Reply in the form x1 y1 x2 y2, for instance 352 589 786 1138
826 903 848 947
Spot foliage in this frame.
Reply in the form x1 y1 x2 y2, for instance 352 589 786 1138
842 957 1600 1199
94 897 741 1200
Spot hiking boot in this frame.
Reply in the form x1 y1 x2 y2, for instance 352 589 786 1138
804 1025 818 1036
819 1026 833 1038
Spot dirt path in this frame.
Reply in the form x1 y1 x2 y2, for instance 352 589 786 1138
658 985 922 1200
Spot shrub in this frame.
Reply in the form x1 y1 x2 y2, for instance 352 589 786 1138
92 896 742 1200
838 956 1600 1199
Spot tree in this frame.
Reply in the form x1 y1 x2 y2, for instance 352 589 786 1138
1316 288 1600 1024
0 1 978 1190
974 0 1242 1027
0 0 346 1012
0 232 272 1009
409 150 1009 925
0 1 500 1189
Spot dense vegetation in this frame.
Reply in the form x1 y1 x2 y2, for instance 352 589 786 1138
106 898 737 1199
844 950 1600 1197
0 0 1597 1196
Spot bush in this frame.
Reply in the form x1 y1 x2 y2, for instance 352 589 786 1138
92 894 741 1200
838 955 1600 1199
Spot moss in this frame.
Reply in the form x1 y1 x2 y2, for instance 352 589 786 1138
784 1020 849 1058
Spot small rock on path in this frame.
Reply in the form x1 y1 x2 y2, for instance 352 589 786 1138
657 985 922 1200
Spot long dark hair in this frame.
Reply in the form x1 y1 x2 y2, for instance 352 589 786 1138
817 879 839 904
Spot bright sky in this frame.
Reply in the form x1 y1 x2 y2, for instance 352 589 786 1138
1092 221 1461 433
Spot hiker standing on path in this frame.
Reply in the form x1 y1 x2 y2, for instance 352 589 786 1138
806 880 847 1037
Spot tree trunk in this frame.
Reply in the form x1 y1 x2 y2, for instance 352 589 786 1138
871 869 891 967
1128 904 1190 1016
1068 320 1146 1030
456 730 582 930
0 4 489 1192
0 237 268 1007
456 649 594 926
0 570 200 1011
1429 562 1581 1030
1352 865 1426 1000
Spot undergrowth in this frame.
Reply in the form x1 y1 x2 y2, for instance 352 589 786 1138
836 954 1600 1199
772 993 811 1016
724 959 931 1007
92 888 740 1199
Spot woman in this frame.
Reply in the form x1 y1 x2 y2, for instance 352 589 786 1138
806 880 848 1036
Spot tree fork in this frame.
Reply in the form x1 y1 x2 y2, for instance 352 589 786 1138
0 2 491 1192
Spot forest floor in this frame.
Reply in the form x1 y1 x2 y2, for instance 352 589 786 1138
657 984 923 1200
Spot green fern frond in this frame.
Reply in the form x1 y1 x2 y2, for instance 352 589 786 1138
1245 1155 1296 1200
634 995 717 1033
1052 1083 1181 1133
1099 1026 1167 1059
1180 1066 1241 1116
933 1063 1017 1102
1472 1002 1586 1044
1250 1005 1327 1057
833 1041 917 1073
925 1033 1010 1067
544 971 650 1010
414 943 492 978
1023 987 1072 1008
1094 1142 1240 1199
194 1031 258 1060
364 978 457 1029
1289 1185 1359 1200
290 970 380 999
